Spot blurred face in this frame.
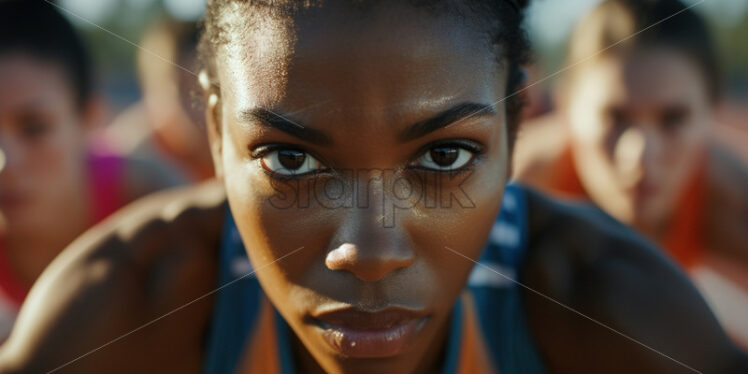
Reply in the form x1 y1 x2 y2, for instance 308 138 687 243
566 49 711 230
0 54 89 236
209 2 509 373
142 46 213 177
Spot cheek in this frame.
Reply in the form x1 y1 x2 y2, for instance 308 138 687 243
658 131 706 191
408 146 507 283
222 133 328 302
412 186 502 284
568 99 616 169
23 123 86 187
569 128 618 184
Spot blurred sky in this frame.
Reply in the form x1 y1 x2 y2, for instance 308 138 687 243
53 0 748 111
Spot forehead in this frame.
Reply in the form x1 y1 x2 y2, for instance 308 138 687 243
0 54 73 112
215 1 503 120
577 50 708 109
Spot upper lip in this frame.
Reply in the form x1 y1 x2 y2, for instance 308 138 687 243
311 306 429 330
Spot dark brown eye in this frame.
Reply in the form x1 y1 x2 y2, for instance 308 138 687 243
20 121 50 140
661 106 690 132
416 145 474 171
278 149 306 170
260 148 323 176
430 147 459 167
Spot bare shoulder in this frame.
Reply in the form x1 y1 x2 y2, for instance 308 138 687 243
511 112 567 186
0 181 227 374
521 187 748 373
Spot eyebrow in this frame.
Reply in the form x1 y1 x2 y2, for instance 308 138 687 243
241 102 495 146
240 108 333 146
398 102 496 142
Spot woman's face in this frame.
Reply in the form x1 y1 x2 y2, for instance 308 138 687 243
566 49 711 230
0 54 89 236
210 3 510 373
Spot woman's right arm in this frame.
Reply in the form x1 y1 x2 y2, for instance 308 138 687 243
0 182 226 374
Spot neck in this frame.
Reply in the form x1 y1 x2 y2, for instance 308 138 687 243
3 189 91 288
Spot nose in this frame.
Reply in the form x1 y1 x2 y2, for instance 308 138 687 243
615 126 659 179
325 174 415 282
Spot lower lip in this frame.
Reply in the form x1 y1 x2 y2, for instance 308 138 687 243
317 317 427 358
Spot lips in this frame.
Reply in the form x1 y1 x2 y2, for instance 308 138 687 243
312 307 429 358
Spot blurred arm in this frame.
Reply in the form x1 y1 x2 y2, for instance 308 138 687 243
0 182 225 373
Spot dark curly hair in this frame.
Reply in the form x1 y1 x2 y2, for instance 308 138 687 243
197 0 533 146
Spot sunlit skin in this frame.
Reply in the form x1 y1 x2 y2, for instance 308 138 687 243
0 54 93 286
0 2 745 374
143 47 214 180
209 3 507 373
566 49 711 239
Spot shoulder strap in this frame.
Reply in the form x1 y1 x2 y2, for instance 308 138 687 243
202 209 263 374
468 183 548 373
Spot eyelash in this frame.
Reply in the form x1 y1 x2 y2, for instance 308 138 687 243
250 144 328 180
249 139 485 179
408 139 484 174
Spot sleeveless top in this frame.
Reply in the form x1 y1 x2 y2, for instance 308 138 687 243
202 183 547 374
0 152 126 341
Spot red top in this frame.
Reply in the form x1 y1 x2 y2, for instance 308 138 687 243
0 153 126 306
550 146 706 269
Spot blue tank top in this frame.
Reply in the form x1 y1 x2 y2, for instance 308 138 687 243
202 183 547 373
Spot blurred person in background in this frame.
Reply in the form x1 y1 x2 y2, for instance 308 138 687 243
0 0 183 342
513 0 748 346
104 18 215 182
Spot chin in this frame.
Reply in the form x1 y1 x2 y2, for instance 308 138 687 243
322 356 418 374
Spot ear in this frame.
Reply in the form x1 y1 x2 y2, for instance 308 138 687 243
201 70 225 179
